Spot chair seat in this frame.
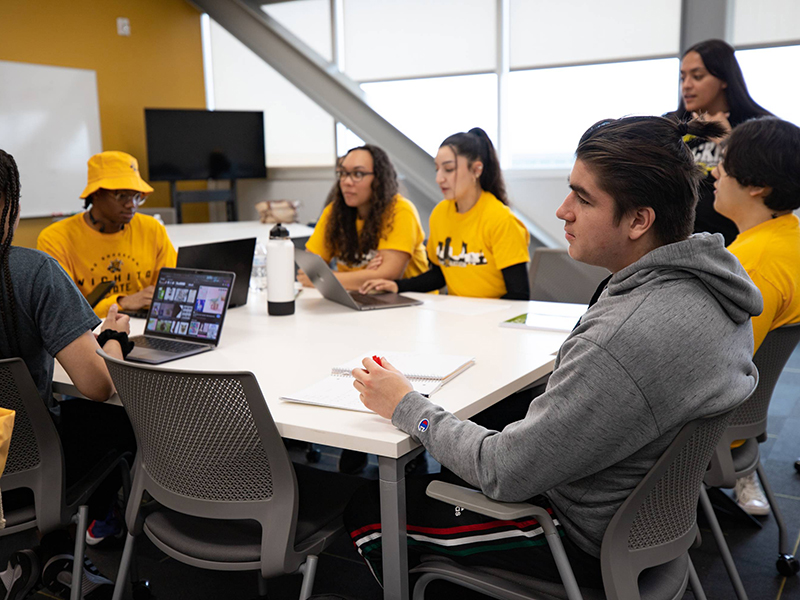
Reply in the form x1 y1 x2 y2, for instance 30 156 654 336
2 504 36 529
144 464 364 563
731 437 760 475
412 553 689 600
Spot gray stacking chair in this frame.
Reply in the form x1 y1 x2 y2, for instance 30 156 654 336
699 322 800 599
409 386 757 600
100 351 362 600
529 248 610 304
0 358 131 600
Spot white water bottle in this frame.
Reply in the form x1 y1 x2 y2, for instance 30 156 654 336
250 242 268 291
266 223 295 315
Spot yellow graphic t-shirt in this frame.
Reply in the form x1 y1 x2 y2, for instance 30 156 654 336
37 212 177 317
728 214 800 352
306 194 428 278
427 191 529 298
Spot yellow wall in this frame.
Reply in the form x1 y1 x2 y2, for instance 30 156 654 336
1 0 209 248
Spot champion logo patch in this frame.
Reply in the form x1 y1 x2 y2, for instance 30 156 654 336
418 419 429 432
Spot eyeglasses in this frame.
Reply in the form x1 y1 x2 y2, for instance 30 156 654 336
335 169 374 183
104 189 146 206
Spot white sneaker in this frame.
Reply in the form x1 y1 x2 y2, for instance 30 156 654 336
734 472 770 516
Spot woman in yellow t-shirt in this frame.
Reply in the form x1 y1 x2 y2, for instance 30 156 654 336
361 128 530 299
299 144 428 291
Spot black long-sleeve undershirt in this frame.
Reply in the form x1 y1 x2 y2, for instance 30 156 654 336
396 262 530 300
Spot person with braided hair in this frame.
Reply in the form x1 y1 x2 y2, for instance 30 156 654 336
360 128 531 300
299 144 428 291
0 149 136 598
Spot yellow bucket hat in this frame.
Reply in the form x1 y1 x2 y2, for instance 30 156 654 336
80 151 154 199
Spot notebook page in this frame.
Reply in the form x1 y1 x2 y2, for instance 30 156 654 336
280 375 372 413
280 374 440 413
332 351 474 381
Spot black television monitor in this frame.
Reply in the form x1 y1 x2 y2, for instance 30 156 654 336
145 109 267 181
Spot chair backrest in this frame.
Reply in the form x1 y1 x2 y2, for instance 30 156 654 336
100 351 301 571
0 358 67 534
728 322 800 439
528 248 609 303
600 379 756 599
704 323 800 488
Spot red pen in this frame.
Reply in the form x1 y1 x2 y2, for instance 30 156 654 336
372 355 383 367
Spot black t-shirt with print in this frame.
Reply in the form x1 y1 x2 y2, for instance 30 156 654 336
0 247 100 407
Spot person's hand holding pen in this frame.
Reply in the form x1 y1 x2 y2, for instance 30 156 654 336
352 355 413 419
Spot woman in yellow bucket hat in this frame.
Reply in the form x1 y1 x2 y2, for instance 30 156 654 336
37 151 176 318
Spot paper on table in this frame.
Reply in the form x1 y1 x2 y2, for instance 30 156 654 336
280 374 438 413
281 351 474 413
500 301 587 333
333 351 474 381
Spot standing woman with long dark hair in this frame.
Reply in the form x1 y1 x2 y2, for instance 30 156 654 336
361 127 530 300
669 39 772 245
298 144 428 290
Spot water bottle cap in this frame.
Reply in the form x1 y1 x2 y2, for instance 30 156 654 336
269 223 290 239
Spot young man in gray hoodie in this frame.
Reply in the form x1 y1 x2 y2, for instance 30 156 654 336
346 116 763 589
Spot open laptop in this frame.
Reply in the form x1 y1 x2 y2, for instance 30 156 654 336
294 249 422 311
127 267 235 365
177 237 256 308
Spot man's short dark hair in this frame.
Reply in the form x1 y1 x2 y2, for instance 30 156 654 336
576 116 726 245
723 117 800 212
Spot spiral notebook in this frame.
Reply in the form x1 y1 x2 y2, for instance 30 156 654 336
280 351 475 413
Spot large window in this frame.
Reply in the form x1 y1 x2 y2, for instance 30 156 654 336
509 0 681 69
736 45 800 126
342 0 496 81
507 58 678 169
731 0 800 46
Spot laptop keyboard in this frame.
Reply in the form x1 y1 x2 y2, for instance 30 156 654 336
350 292 391 305
130 336 203 353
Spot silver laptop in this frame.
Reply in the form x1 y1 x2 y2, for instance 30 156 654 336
294 249 422 311
127 267 235 364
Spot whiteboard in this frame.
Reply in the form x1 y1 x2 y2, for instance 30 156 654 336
0 60 102 218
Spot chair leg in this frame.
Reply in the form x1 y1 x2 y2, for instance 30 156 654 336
543 530 583 600
112 533 136 600
757 463 800 576
687 556 708 600
72 505 89 600
699 487 749 600
756 464 788 554
298 555 318 600
257 572 268 598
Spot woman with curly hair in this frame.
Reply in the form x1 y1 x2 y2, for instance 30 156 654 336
298 144 428 290
361 127 530 300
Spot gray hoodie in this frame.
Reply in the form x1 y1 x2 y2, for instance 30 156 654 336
393 233 762 557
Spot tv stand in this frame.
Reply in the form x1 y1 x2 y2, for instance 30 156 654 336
170 180 238 223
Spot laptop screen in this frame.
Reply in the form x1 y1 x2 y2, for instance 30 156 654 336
145 267 235 346
176 237 256 308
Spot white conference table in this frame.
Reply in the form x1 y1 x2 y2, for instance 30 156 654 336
54 290 573 600
165 220 314 248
